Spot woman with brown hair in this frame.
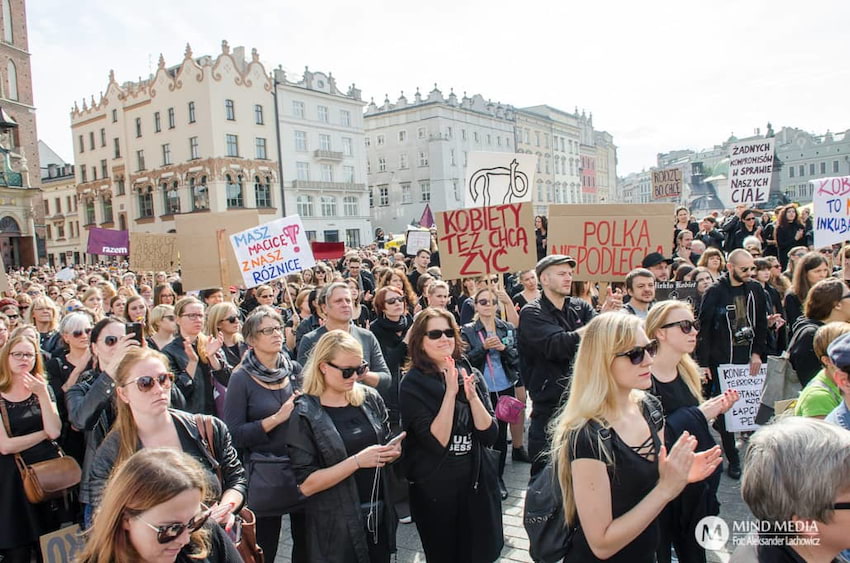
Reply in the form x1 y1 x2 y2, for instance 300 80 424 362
378 269 417 314
696 248 725 282
154 283 177 307
78 448 240 563
775 204 806 270
125 294 152 339
784 251 831 331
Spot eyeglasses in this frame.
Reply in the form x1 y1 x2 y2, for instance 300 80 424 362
257 325 284 336
122 372 175 392
136 504 211 544
327 361 369 379
842 294 850 301
71 328 92 338
834 502 850 510
384 296 405 305
615 340 659 365
10 351 36 360
743 217 756 221
661 319 701 334
425 329 454 340
736 266 756 272
103 335 119 347
476 299 496 306
180 313 204 320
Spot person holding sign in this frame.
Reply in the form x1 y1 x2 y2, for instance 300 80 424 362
696 249 768 480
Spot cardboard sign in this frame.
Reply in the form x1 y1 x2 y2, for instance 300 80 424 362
175 210 260 292
436 202 536 279
40 524 83 563
655 281 699 308
405 229 431 256
717 364 767 432
547 204 674 281
652 167 683 199
812 176 850 248
230 215 315 287
723 138 775 206
463 152 536 209
129 232 179 272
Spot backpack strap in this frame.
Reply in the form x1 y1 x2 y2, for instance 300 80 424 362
193 413 223 487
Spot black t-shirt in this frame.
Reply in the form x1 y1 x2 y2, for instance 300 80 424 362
565 395 663 563
324 404 380 504
729 284 755 364
651 373 699 414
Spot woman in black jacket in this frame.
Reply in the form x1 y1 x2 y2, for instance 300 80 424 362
287 330 402 563
784 252 830 332
723 209 760 253
369 286 412 424
460 288 519 499
399 308 502 563
775 205 806 271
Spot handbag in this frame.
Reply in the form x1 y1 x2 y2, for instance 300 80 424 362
470 443 504 561
524 461 575 563
0 398 81 504
756 353 802 425
194 414 264 563
495 395 525 424
246 452 305 516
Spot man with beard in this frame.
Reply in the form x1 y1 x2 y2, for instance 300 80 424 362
697 248 768 479
622 268 656 319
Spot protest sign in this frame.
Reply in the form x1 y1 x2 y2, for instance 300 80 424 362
722 138 775 206
463 152 536 208
86 227 129 255
654 281 699 308
405 229 431 256
812 175 850 248
129 232 178 272
547 204 673 281
230 214 315 287
436 202 535 279
40 524 83 563
717 364 767 432
175 210 260 292
651 167 682 200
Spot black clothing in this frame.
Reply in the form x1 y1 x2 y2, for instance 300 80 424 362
325 404 381 508
788 317 824 387
651 373 698 412
535 228 548 261
673 221 699 251
696 229 725 250
761 283 787 355
783 292 804 333
162 335 232 415
352 304 372 329
722 215 758 253
776 224 806 269
222 341 248 369
45 351 91 464
369 314 412 421
175 520 243 563
294 314 321 351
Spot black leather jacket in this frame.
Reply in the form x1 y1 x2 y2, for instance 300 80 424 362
287 389 397 563
162 335 231 415
88 409 246 510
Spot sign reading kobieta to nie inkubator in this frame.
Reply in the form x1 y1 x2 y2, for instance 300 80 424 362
717 364 767 433
230 214 315 287
436 202 536 280
546 203 673 281
812 175 850 248
725 138 775 205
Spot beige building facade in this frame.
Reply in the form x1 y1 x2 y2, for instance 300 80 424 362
40 141 82 266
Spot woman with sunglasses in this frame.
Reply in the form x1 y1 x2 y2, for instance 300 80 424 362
399 308 502 563
223 308 305 562
550 313 722 563
89 347 246 529
205 302 246 370
645 302 738 563
287 329 402 562
78 448 241 563
0 299 21 330
723 208 761 253
0 315 8 349
154 283 177 307
460 287 520 501
148 305 178 352
0 333 64 563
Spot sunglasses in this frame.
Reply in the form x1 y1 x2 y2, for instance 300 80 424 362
476 299 496 306
6 314 19 320
661 319 701 334
136 504 211 544
819 248 833 255
327 361 369 379
834 502 850 510
426 329 454 340
72 328 92 338
384 296 405 305
615 340 659 365
224 315 239 323
122 372 175 392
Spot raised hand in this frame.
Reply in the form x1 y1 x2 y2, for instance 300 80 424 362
688 446 723 483
657 431 697 499
443 356 459 397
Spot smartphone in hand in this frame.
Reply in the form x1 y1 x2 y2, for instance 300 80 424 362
126 322 143 344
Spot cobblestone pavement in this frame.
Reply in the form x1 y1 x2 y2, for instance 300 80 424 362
274 437 753 562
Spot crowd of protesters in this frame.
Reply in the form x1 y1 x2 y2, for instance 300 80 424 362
0 203 849 563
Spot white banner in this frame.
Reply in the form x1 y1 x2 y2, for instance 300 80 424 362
720 138 775 207
463 152 536 209
405 229 431 256
812 176 850 248
229 215 315 288
717 364 767 432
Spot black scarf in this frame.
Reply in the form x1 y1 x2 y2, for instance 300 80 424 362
242 348 293 384
371 313 412 335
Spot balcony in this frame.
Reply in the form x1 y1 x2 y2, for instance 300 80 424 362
313 149 343 161
291 180 366 192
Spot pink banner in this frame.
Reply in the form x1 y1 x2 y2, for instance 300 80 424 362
87 227 129 255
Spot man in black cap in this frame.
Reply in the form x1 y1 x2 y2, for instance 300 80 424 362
518 254 622 476
642 251 671 282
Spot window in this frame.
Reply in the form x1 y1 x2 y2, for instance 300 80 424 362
226 174 244 208
189 136 199 159
85 200 95 224
254 104 264 125
317 105 328 123
92 166 97 180
401 182 411 204
321 196 337 217
56 224 64 238
78 134 84 153
225 99 235 121
535 132 540 146
367 160 371 174
136 149 145 171
452 179 460 201
340 110 351 127
376 135 385 146
100 159 108 179
379 185 389 206
112 109 117 122
297 195 315 217
292 101 305 118
164 181 180 215
305 230 317 242
834 160 841 173
399 153 408 169
6 59 16 100
135 118 142 137
418 151 428 167
319 134 331 151
294 131 307 152
138 190 154 218
417 127 426 139
116 178 125 196
164 107 175 129
226 134 239 157
54 198 60 213
2 0 12 43
342 137 353 157
473 131 479 143
378 157 386 172
343 196 358 216
545 134 550 149
159 143 171 165
89 132 95 150
810 163 816 175
345 229 361 248
255 137 267 159
820 162 826 174
450 149 456 166
320 164 333 182
100 128 106 147
369 187 374 208
46 225 51 240
486 134 491 145
254 176 272 207
154 112 161 133
447 127 453 139
799 165 805 176
188 101 196 123
420 181 431 202
113 137 120 158
343 165 355 183
364 137 370 147
190 176 209 210
323 230 339 242
398 130 407 142
462 129 467 140
296 162 310 181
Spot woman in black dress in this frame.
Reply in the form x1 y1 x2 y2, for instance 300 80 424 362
534 215 548 261
775 205 806 271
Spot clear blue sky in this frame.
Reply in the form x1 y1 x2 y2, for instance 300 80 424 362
28 0 850 176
